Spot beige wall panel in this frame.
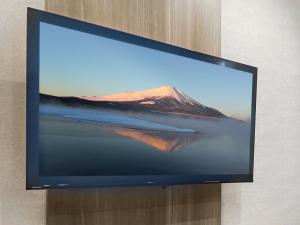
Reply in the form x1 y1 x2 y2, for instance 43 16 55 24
221 0 300 225
0 1 46 225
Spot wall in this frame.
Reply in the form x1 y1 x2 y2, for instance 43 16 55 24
0 1 45 225
221 0 300 225
1 1 300 225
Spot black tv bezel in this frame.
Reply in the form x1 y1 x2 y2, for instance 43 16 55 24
26 8 257 190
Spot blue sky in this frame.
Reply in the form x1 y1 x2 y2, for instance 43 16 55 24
39 22 253 120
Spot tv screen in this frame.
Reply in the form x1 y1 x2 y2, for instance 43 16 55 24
26 8 257 189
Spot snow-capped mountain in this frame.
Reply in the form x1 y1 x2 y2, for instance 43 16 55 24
81 86 187 103
40 85 227 118
80 85 226 118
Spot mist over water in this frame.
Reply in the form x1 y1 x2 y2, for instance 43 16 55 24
39 104 251 176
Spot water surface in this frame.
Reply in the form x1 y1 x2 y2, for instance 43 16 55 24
39 106 251 176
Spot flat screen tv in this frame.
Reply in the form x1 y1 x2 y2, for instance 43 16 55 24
26 8 257 189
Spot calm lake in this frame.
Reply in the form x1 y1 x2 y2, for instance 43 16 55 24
39 106 251 176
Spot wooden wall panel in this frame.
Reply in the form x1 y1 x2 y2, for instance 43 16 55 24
45 0 220 56
45 0 221 224
47 185 221 225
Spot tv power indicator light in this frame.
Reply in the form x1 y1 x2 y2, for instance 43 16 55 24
57 184 68 187
146 181 155 184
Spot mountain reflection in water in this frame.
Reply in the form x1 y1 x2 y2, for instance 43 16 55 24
110 127 201 152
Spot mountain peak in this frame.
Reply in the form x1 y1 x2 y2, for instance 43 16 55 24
146 85 181 100
80 85 183 102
